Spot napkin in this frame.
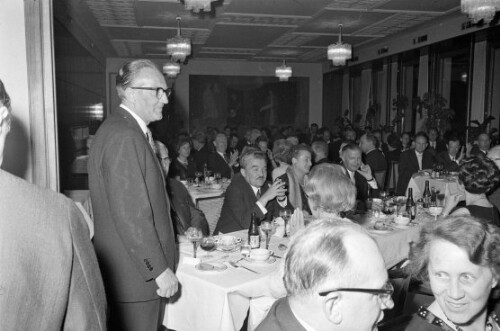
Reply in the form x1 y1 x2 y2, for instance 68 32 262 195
273 217 285 238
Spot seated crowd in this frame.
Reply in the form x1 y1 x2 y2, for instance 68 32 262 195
3 59 500 331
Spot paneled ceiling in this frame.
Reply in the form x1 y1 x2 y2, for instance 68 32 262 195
61 0 462 63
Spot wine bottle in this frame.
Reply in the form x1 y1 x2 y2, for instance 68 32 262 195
248 212 260 249
406 188 416 220
423 181 431 208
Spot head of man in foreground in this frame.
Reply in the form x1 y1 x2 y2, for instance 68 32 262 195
277 220 393 330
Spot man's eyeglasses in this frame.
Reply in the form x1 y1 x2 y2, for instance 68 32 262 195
319 281 394 303
130 87 172 99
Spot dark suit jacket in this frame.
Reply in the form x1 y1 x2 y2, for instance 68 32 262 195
207 151 233 179
167 178 209 236
214 173 268 234
427 139 447 155
396 149 435 196
255 297 307 331
470 145 488 157
89 107 177 302
278 172 312 215
193 144 211 172
365 148 387 172
169 157 196 180
329 139 342 163
435 151 460 172
346 169 380 211
0 169 107 330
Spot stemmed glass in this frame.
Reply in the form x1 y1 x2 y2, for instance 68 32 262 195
214 172 221 184
199 236 216 259
429 206 443 221
185 227 203 258
194 171 203 187
260 221 273 249
279 210 292 238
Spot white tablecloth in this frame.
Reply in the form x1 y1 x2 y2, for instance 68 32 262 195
165 230 286 331
407 174 465 201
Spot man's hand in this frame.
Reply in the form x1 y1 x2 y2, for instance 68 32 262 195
155 268 179 298
259 179 287 206
357 163 373 180
229 150 239 166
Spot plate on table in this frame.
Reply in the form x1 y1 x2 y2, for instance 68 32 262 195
216 244 240 253
245 256 276 264
367 225 394 234
195 262 227 272
393 223 410 229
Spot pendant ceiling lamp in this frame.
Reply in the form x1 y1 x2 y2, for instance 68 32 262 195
327 24 352 66
163 61 181 78
461 0 500 23
275 60 292 81
166 17 191 63
183 0 216 13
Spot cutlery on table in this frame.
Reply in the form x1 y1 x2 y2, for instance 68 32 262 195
228 261 259 274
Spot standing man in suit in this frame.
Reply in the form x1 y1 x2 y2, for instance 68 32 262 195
340 143 380 211
88 59 178 331
397 131 435 196
359 133 387 185
256 220 394 331
0 79 107 330
207 133 238 179
435 136 464 172
214 148 287 234
427 128 446 155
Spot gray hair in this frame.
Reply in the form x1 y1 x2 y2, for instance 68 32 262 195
408 215 500 282
284 220 365 296
304 164 355 214
239 147 266 169
116 59 160 99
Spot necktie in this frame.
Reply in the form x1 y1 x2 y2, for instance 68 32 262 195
256 189 261 200
146 129 156 153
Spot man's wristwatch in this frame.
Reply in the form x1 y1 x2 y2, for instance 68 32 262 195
367 177 374 182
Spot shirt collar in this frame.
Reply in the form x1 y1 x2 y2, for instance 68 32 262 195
415 150 423 156
250 185 261 195
217 151 225 158
120 104 148 135
290 303 317 331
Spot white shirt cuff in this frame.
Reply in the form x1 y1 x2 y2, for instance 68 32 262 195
368 180 378 189
256 201 268 215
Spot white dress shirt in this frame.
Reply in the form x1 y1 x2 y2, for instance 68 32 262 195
120 104 148 135
415 151 423 170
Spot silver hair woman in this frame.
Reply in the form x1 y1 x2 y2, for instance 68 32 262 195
304 163 356 219
406 216 500 331
289 163 356 233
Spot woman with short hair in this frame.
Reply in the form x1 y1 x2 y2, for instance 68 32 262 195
169 137 197 180
406 216 500 331
442 157 500 226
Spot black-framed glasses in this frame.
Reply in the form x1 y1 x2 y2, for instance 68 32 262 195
319 281 394 303
130 87 172 99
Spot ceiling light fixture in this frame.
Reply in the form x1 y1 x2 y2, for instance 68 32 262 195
461 0 500 23
184 0 216 13
163 61 181 78
275 60 292 81
327 24 352 66
166 17 191 63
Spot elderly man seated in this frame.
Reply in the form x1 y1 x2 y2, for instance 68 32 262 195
214 147 287 234
155 141 209 235
256 220 394 331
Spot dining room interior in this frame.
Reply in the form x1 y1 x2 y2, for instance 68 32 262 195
2 1 500 330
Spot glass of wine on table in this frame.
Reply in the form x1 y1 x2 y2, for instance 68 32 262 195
200 236 216 258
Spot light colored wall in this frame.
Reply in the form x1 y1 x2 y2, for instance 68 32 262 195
0 0 32 181
106 58 323 129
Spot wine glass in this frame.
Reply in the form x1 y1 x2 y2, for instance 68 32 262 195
429 206 443 221
437 191 445 207
279 210 292 238
185 227 203 258
260 221 273 249
199 236 216 259
194 171 202 187
214 172 221 184
380 191 388 202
